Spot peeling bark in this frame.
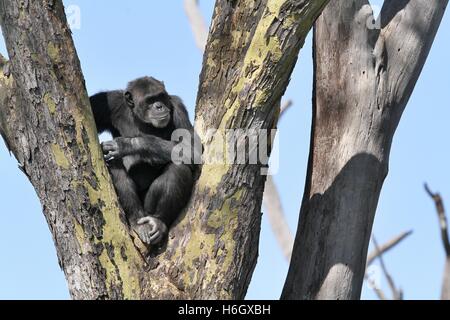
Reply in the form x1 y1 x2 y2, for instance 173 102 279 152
282 0 448 300
0 0 329 299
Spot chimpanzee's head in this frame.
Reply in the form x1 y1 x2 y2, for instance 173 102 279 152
125 76 172 128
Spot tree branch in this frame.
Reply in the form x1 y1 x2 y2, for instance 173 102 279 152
378 0 450 120
442 259 450 300
283 0 448 300
183 0 297 263
425 184 450 256
372 237 402 300
263 175 294 260
0 0 148 299
183 0 208 52
364 231 411 300
262 99 295 261
424 183 450 300
364 273 388 300
366 230 413 266
280 99 293 116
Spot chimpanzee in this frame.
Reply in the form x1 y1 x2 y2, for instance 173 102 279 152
89 77 198 245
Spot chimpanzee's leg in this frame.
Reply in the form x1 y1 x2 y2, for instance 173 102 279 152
142 163 193 243
108 160 154 244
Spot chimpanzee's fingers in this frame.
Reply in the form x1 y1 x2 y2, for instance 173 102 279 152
104 152 115 161
147 220 157 231
137 228 150 244
101 141 116 152
137 217 152 225
106 150 122 161
102 143 120 158
149 231 162 244
148 226 158 236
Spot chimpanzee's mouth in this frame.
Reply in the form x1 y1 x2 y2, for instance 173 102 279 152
153 116 169 120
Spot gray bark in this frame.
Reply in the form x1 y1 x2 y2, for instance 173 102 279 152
282 0 448 300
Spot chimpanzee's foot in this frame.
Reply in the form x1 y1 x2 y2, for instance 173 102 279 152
136 216 168 245
133 223 154 245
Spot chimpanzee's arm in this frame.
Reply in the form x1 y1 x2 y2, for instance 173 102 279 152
89 91 123 134
104 96 201 166
102 136 175 165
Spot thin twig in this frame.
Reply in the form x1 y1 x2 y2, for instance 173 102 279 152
280 99 293 116
262 175 294 260
183 0 208 52
373 287 388 300
366 230 413 266
425 183 450 257
365 232 411 300
261 100 295 261
364 273 388 300
372 236 402 300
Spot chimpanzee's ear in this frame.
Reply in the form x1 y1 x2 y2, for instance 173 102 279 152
124 91 134 108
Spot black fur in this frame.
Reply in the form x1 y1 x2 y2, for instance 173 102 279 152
89 76 198 244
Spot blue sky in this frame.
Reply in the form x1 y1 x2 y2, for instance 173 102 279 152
0 1 449 300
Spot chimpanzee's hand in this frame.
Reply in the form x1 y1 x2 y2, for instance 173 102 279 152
136 216 168 245
133 223 154 245
102 138 128 161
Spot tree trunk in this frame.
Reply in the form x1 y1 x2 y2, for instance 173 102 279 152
0 0 147 299
147 0 329 299
282 0 448 300
0 0 329 299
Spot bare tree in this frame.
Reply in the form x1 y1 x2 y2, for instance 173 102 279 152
425 184 450 300
0 0 329 299
282 0 448 300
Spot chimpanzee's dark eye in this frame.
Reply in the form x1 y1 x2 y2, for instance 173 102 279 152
145 93 165 105
146 97 156 105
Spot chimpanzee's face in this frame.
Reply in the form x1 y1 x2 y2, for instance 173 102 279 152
125 77 172 128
